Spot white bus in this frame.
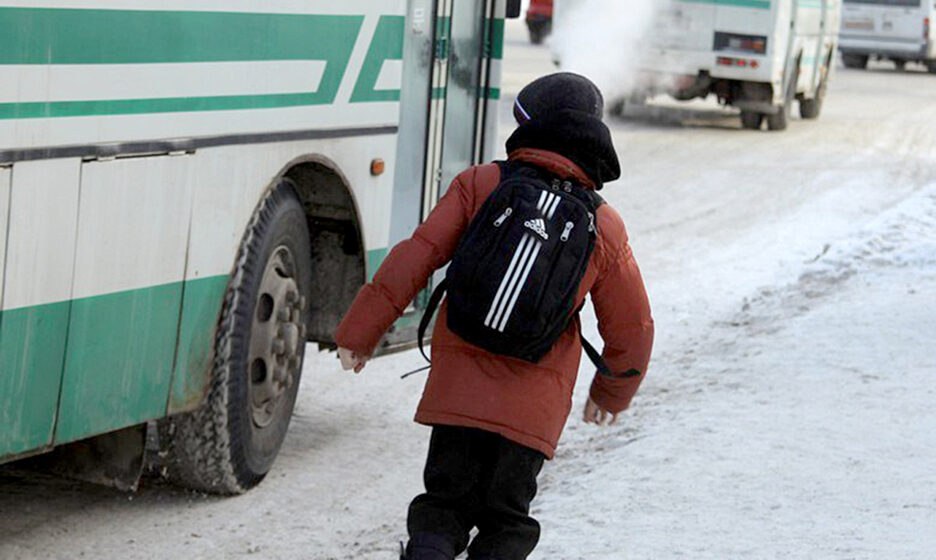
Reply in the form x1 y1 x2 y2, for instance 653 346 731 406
0 0 518 493
557 0 841 131
839 0 936 71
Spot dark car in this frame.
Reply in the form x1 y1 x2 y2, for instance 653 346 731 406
526 0 553 44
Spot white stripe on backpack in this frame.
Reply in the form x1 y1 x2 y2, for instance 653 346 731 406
496 239 543 332
484 190 553 328
484 233 533 328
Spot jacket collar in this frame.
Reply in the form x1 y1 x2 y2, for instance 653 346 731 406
508 148 596 190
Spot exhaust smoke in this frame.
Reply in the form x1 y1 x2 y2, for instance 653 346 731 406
551 0 675 105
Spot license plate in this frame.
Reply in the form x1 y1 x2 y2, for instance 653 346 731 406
842 18 874 31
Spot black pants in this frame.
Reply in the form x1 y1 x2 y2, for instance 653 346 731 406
406 425 546 560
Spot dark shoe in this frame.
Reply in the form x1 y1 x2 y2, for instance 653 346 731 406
402 532 456 560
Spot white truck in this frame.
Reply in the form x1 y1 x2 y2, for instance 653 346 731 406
839 0 936 72
556 0 841 131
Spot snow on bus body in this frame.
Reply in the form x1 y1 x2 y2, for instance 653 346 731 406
0 0 509 493
838 0 936 72
553 0 841 131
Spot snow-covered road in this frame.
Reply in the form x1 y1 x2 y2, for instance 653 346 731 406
2 20 934 560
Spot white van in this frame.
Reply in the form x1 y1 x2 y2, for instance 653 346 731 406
555 0 841 131
839 0 936 71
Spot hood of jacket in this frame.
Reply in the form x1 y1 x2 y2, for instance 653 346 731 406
505 109 621 190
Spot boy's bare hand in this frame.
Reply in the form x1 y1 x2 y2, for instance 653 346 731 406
583 397 618 426
338 347 369 374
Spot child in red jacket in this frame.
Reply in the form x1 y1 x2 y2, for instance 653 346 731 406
336 73 654 560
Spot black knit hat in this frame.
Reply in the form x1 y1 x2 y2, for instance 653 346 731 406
507 72 619 188
513 72 604 124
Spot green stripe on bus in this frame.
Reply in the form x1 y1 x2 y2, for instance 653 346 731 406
677 0 771 8
351 15 405 103
55 280 187 444
436 15 452 38
0 275 230 454
0 8 363 116
0 8 363 65
0 300 69 458
490 18 505 60
169 275 230 414
367 247 389 280
0 93 337 120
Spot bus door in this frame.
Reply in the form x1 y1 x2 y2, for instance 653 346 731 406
422 0 493 217
389 0 437 249
382 0 494 347
53 155 194 444
0 159 81 458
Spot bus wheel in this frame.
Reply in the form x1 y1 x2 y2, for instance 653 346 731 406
767 103 790 131
927 61 936 74
740 111 764 130
842 53 868 70
767 62 799 132
800 70 828 120
894 59 907 71
160 179 311 494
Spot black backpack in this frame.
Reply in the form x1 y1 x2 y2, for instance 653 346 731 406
417 161 626 376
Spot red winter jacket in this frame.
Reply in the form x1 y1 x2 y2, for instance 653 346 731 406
335 148 654 458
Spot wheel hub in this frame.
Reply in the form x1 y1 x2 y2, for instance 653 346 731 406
248 246 306 428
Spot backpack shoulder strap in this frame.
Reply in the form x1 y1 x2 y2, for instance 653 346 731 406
417 278 448 364
586 189 605 209
580 334 641 378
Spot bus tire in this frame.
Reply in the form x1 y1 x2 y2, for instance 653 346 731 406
927 61 936 74
767 106 789 131
159 179 311 494
799 72 827 120
842 53 868 69
740 111 764 130
768 60 799 131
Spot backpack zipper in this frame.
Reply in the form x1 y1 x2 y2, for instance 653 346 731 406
493 207 513 227
560 221 574 242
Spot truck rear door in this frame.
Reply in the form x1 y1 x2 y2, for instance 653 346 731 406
842 0 926 52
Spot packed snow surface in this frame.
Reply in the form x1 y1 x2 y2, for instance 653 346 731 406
2 20 934 560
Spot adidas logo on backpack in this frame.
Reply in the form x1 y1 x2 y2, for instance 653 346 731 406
523 218 549 240
418 161 613 371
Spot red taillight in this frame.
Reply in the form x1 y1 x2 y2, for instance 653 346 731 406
717 56 759 69
925 17 930 39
